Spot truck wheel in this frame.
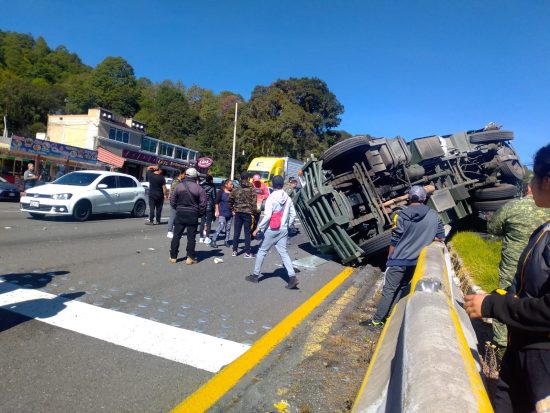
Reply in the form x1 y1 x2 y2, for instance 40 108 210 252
500 161 524 182
473 199 512 212
320 136 371 171
470 130 514 144
473 184 517 200
360 231 392 256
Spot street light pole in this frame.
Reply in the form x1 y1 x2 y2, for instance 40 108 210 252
230 101 238 181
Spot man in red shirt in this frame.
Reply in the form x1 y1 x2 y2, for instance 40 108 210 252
251 174 269 235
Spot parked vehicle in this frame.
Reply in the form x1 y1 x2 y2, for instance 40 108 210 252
295 127 524 264
20 171 147 221
247 157 303 185
0 176 20 201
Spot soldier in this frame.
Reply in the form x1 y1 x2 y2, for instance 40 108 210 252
228 171 258 258
488 184 550 360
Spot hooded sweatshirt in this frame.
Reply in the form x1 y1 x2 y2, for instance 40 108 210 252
257 189 296 233
387 204 445 267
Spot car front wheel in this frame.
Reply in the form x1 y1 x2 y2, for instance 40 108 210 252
73 200 92 222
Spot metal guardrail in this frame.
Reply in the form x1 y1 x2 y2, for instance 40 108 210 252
352 242 493 413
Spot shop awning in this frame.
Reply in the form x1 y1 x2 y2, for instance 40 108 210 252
98 147 125 168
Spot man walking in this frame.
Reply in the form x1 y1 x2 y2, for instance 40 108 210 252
145 164 167 225
247 175 299 289
487 184 550 359
169 168 206 264
167 168 185 239
228 171 257 258
365 186 445 328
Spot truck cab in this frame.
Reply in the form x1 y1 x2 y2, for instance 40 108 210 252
247 157 285 185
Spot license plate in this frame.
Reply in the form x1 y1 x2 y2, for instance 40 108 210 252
9 192 15 197
30 200 40 208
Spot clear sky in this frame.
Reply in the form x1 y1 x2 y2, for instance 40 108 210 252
1 0 549 164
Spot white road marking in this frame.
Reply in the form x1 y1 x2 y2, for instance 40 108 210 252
0 281 249 373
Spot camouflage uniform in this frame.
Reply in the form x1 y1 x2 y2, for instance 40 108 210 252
488 195 550 348
228 181 257 215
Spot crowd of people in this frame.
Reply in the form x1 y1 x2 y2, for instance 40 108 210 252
145 165 301 289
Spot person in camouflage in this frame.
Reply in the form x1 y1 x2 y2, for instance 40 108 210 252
228 171 258 258
488 184 550 357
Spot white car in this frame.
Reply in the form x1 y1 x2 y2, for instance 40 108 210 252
20 170 147 221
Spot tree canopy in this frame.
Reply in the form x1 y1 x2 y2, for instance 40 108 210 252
0 30 350 175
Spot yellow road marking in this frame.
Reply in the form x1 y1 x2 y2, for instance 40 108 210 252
303 285 359 358
171 267 354 413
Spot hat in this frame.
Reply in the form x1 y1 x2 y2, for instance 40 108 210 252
271 175 284 189
240 171 249 181
408 185 427 202
289 177 298 183
253 174 261 182
185 167 198 178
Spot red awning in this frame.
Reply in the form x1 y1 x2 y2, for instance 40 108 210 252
97 147 125 168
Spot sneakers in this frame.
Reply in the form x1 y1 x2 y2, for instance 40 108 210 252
185 257 198 265
167 231 174 239
231 250 237 257
360 319 385 330
285 276 299 289
243 253 255 259
204 237 211 245
199 237 204 243
169 258 177 263
145 221 154 225
245 274 260 283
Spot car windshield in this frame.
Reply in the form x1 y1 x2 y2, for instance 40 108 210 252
247 171 270 180
52 172 101 186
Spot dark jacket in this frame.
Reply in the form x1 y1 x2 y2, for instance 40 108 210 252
170 178 207 217
228 180 257 215
483 222 550 350
387 204 445 266
201 182 216 211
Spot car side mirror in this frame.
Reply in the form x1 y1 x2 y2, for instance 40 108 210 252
97 184 108 189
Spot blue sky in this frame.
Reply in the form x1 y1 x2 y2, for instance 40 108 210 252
1 0 549 164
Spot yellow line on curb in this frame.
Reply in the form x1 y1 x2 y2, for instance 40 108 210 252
171 266 354 413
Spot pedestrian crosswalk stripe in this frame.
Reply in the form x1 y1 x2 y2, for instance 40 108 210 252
0 281 249 373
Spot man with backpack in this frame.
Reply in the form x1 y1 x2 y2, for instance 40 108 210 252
246 175 299 289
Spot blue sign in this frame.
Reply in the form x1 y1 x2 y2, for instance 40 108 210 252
10 135 97 164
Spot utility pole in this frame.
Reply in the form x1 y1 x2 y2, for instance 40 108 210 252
230 101 238 181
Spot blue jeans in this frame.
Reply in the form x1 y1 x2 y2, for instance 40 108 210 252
167 207 176 232
212 216 232 242
253 229 295 277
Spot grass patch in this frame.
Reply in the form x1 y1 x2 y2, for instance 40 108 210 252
450 231 501 292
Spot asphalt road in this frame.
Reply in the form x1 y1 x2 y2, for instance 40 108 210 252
0 202 347 412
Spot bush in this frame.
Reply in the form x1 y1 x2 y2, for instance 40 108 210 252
450 232 501 292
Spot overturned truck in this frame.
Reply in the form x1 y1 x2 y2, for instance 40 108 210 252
294 127 524 265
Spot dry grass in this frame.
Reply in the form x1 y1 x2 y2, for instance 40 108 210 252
449 231 501 292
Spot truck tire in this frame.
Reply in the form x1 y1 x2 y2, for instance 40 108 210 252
470 130 514 144
361 231 392 256
320 136 371 171
473 184 517 200
500 161 524 182
473 199 512 212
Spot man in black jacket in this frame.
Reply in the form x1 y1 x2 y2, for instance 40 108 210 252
169 168 206 265
145 164 168 225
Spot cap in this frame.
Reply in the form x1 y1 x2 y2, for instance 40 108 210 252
408 185 427 202
253 174 261 182
185 167 198 178
271 175 284 189
240 171 249 181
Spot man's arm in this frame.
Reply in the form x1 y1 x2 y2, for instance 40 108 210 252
162 184 168 199
487 205 508 236
198 187 207 216
434 217 446 242
170 186 178 209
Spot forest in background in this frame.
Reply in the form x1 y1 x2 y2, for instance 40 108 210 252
0 30 352 174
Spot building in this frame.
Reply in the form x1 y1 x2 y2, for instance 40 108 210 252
47 108 200 181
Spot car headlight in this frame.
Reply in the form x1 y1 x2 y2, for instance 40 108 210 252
52 193 73 200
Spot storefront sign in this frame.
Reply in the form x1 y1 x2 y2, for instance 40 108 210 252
122 149 158 164
158 158 190 169
197 157 213 168
10 135 97 163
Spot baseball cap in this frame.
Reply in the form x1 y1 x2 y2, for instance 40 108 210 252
185 167 198 178
408 185 427 202
253 174 261 182
271 175 284 189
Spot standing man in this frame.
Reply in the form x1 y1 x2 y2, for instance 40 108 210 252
229 171 257 258
23 162 40 191
145 164 167 225
364 186 445 328
199 175 216 243
247 175 299 289
487 184 550 359
169 168 206 264
251 173 269 236
166 168 185 239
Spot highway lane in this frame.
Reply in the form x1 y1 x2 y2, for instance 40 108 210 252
0 202 347 412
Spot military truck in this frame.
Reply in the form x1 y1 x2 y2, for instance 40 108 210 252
294 126 524 265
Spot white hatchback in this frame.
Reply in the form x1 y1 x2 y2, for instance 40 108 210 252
20 170 147 221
